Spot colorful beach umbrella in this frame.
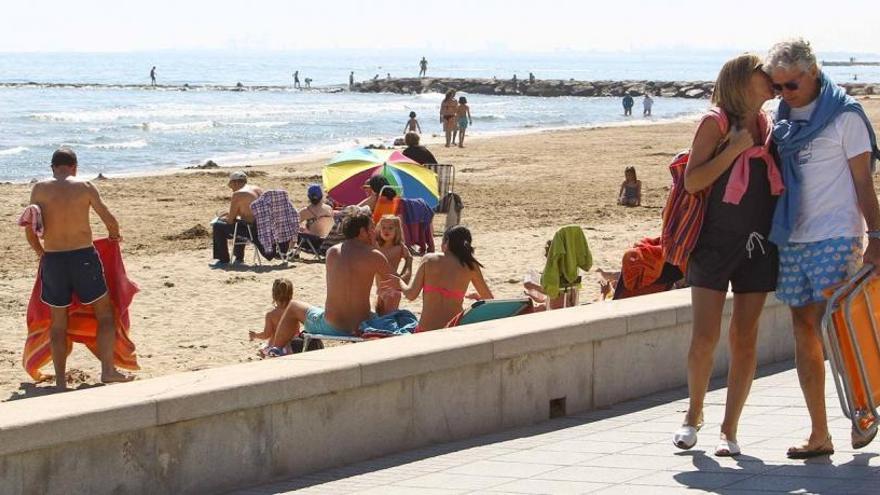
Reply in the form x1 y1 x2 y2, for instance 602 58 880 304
323 148 439 208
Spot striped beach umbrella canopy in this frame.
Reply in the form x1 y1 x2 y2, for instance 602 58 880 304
322 148 439 208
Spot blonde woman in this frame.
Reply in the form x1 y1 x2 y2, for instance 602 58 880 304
673 53 782 457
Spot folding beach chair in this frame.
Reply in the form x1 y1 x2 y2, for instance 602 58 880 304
231 222 262 266
822 264 880 448
425 164 456 213
541 226 592 309
447 298 534 327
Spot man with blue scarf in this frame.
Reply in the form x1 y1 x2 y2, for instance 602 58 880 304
766 39 880 459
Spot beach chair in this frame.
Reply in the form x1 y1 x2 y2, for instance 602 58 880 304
250 190 299 263
822 264 880 448
446 298 534 327
231 222 263 265
541 226 592 309
425 164 456 212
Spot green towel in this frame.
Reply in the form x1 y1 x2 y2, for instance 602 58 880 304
541 226 592 298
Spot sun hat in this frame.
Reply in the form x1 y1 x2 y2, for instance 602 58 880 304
228 171 247 181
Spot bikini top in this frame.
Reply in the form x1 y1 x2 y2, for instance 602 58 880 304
423 284 465 300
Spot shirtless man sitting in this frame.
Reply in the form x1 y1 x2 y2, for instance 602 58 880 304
268 211 397 353
26 148 132 389
211 171 264 267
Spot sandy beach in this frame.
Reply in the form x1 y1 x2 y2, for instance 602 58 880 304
2 98 878 401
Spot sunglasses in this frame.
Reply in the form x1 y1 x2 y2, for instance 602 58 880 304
771 72 805 92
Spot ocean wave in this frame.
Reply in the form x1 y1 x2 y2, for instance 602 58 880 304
221 121 290 128
81 139 148 150
0 146 28 156
472 114 506 122
141 121 217 131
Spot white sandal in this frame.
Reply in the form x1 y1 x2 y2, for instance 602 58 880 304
673 425 700 450
714 438 741 457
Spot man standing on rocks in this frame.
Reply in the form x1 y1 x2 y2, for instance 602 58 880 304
293 70 301 89
349 71 355 90
150 66 157 86
419 57 428 78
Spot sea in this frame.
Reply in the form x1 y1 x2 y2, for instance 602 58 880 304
2 50 878 182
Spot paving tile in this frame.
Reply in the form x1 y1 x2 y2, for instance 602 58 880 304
445 460 559 478
534 466 653 483
627 469 753 489
483 478 609 494
395 473 516 491
488 450 605 466
577 453 691 471
532 440 632 454
722 474 848 493
352 487 465 495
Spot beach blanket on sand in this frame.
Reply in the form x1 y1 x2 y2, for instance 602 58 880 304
359 309 418 338
23 238 139 381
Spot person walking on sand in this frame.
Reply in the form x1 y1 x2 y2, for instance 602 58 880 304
25 148 133 390
764 39 880 458
150 66 157 86
622 93 634 116
643 93 654 116
672 53 782 457
440 89 459 147
419 57 428 78
455 96 472 148
293 70 301 89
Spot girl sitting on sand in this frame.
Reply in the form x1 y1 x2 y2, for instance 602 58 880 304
374 215 412 315
617 166 642 206
249 278 294 354
399 226 493 331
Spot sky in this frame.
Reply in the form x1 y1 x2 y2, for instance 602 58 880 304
0 0 876 55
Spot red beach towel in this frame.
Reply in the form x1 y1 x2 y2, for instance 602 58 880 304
23 238 139 381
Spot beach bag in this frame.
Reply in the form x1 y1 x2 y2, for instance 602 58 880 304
660 109 728 268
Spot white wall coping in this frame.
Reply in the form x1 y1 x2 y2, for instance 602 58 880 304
0 289 784 458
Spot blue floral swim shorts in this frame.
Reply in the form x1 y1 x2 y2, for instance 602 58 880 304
776 237 862 307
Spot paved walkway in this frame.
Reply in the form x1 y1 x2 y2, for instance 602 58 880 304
233 361 880 494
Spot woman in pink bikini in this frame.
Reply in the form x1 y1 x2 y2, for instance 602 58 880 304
400 226 493 330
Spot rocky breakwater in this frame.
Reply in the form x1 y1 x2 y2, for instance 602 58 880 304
354 77 715 98
353 77 880 99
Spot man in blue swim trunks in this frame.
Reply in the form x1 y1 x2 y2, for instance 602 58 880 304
765 39 880 457
269 211 398 353
27 148 134 389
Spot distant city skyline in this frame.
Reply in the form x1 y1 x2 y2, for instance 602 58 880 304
2 0 877 55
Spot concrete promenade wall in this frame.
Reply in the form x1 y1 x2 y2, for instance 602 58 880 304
0 290 794 494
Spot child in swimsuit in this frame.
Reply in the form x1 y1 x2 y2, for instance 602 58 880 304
404 111 422 135
617 166 641 207
374 215 412 315
249 278 294 356
455 96 472 148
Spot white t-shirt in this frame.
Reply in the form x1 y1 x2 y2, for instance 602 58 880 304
787 100 872 242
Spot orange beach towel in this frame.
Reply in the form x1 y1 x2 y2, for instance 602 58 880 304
23 238 139 381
